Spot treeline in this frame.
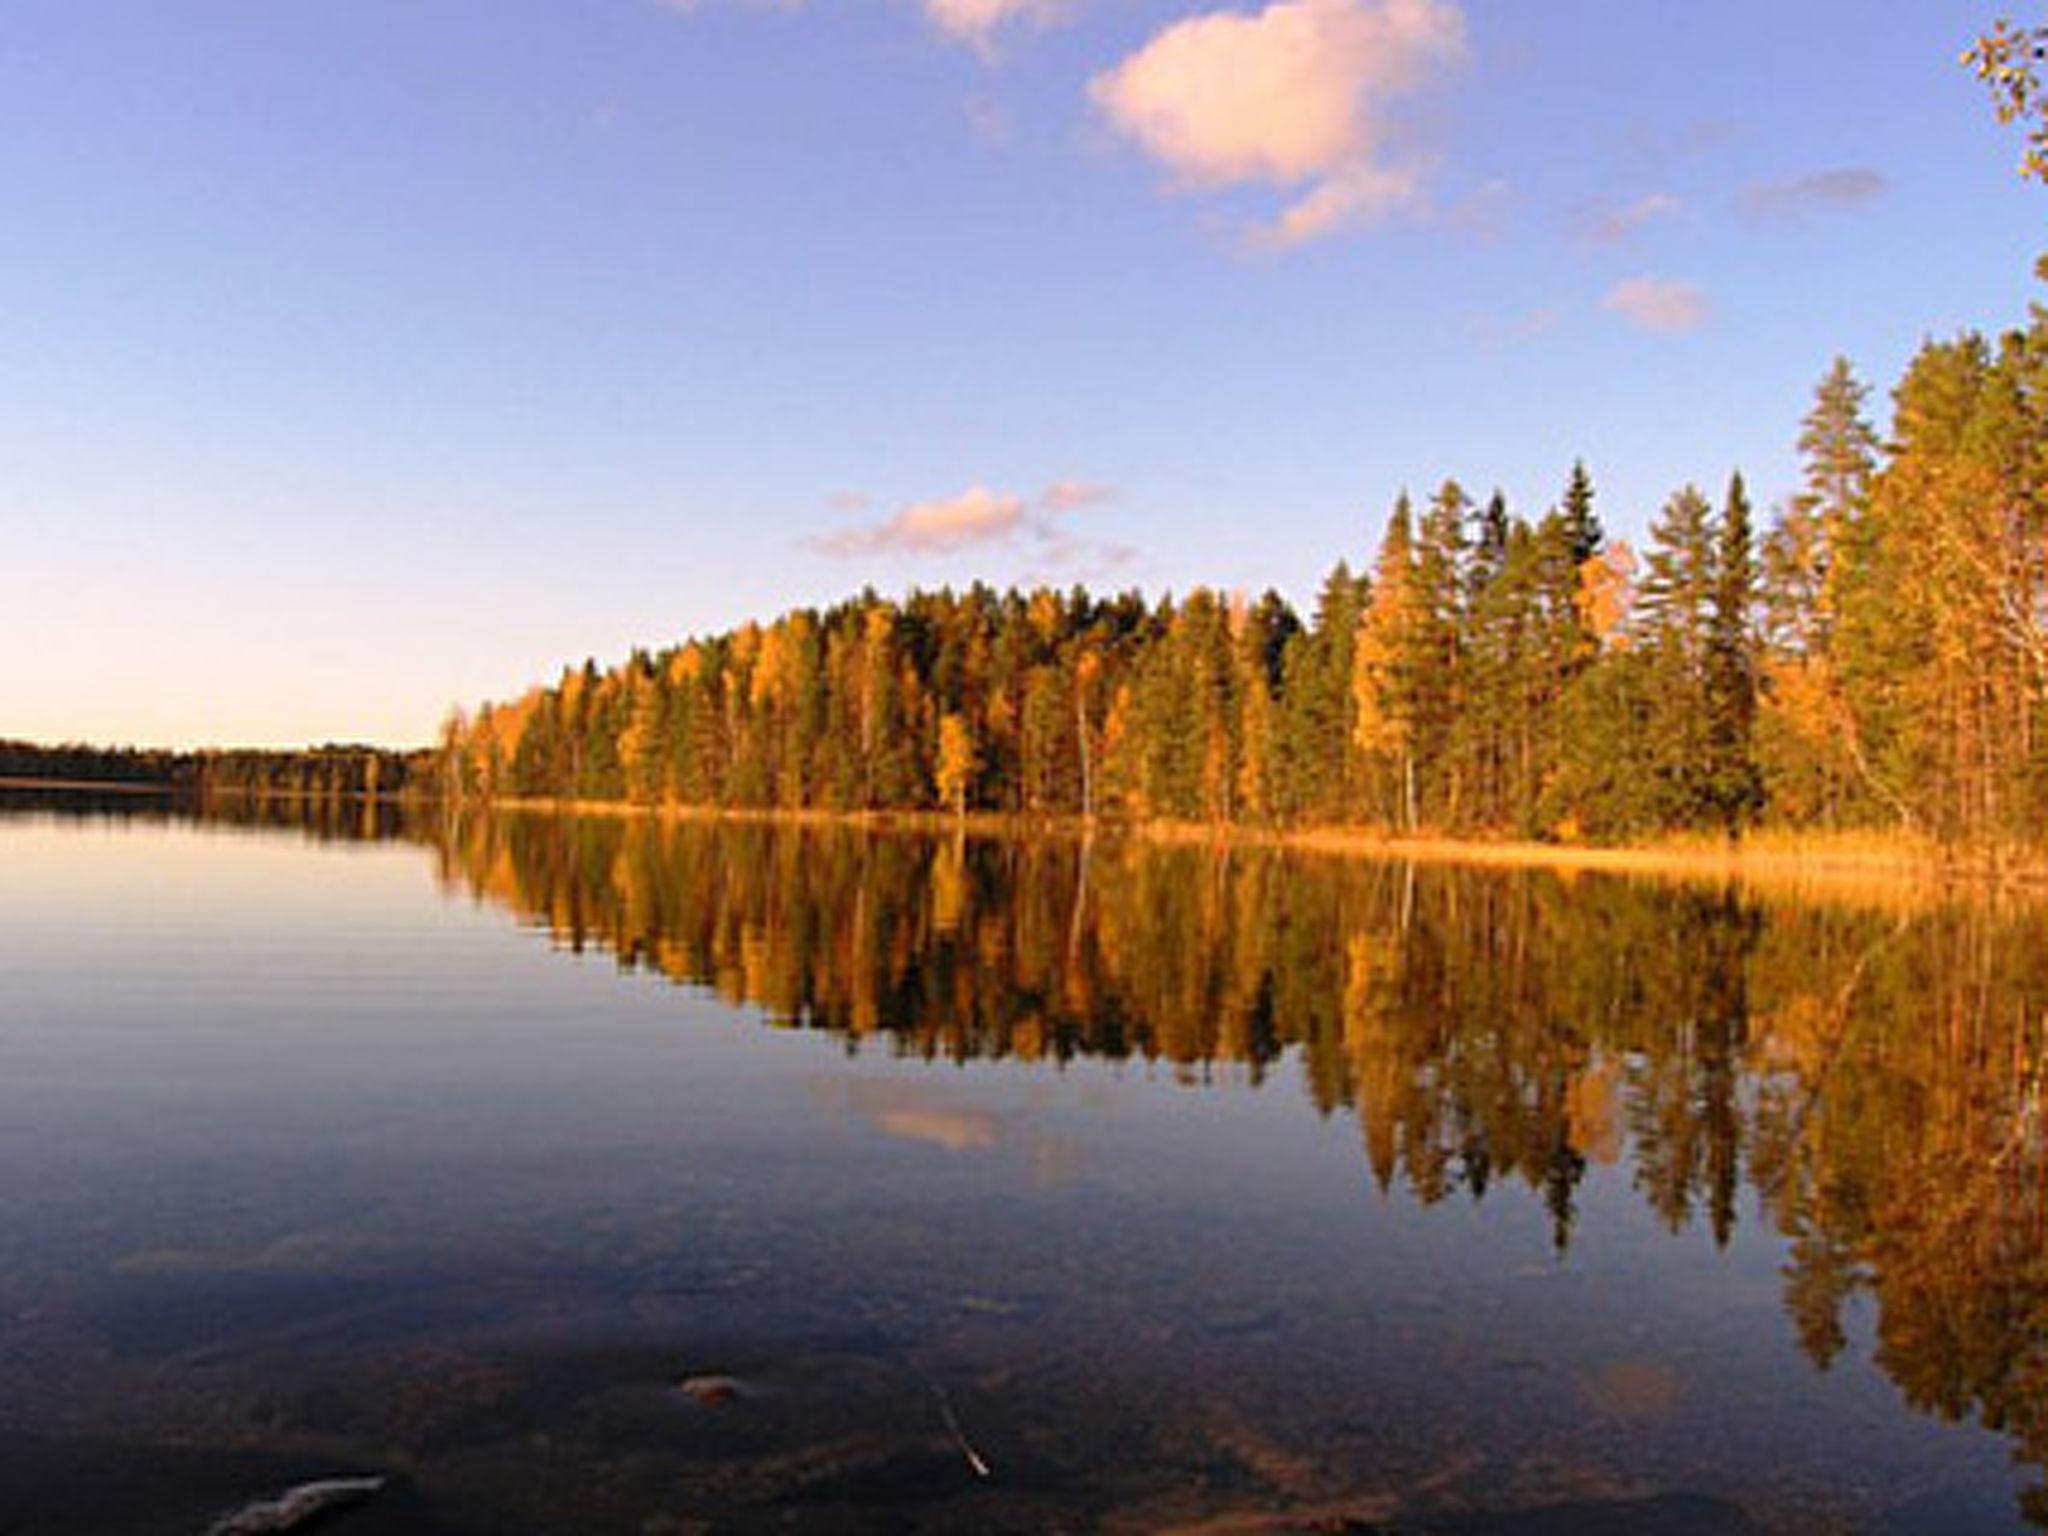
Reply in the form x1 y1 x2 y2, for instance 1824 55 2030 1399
0 739 434 799
0 739 191 787
193 745 435 800
438 273 2048 846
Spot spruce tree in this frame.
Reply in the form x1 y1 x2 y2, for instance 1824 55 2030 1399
1637 486 1717 826
1703 473 1763 837
1415 480 1472 819
1560 460 1603 568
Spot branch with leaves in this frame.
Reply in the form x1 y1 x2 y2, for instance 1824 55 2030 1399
1966 18 2048 182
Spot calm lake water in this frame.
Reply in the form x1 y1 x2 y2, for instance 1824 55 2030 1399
3 793 2045 1533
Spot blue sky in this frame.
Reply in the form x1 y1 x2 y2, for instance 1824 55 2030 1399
5 0 2042 748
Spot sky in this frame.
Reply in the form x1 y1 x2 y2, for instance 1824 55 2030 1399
4 0 2043 749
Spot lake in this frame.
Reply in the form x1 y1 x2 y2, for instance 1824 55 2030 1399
2 792 2043 1533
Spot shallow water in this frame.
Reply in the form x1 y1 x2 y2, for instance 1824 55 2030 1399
2 794 2044 1532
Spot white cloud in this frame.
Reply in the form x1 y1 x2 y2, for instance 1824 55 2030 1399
1582 191 1679 246
1602 275 1708 334
814 479 1122 563
815 486 1026 556
1090 0 1467 247
924 0 1062 55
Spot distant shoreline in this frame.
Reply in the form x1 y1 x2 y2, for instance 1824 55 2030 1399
0 776 178 795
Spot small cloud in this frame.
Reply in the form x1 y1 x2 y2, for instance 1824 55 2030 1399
827 490 872 512
1602 275 1708 334
1466 305 1560 351
924 0 1062 55
1738 167 1887 221
1041 479 1114 512
1090 0 1468 248
813 477 1127 573
1580 190 1679 246
814 486 1026 557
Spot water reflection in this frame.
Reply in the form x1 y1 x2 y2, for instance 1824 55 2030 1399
7 793 2048 1529
414 807 2048 1521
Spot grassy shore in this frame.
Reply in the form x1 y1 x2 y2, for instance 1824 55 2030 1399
463 794 2048 901
14 775 2035 900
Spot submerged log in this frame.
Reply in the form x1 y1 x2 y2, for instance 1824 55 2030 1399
205 1475 386 1535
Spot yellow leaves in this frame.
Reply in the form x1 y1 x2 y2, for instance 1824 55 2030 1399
492 689 543 761
1577 541 1637 650
1761 654 1834 743
747 614 818 712
936 712 978 814
729 622 761 674
1028 588 1063 646
863 604 897 651
668 643 705 688
1351 585 1414 758
750 623 799 710
1966 21 2048 180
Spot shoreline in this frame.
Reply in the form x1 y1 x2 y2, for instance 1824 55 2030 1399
9 777 2038 895
462 794 2041 897
0 776 179 795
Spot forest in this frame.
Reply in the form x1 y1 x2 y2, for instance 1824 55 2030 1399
437 267 2048 848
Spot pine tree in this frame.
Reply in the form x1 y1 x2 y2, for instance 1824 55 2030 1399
1560 460 1603 568
1454 491 1515 827
1636 486 1718 827
1279 560 1364 823
1778 357 1878 654
1757 359 1881 828
1702 473 1763 837
1414 480 1471 819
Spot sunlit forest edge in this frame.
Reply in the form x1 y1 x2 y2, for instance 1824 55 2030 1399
16 261 2048 884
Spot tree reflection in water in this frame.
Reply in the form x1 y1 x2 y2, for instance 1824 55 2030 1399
408 808 2048 1522
67 793 2046 1525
